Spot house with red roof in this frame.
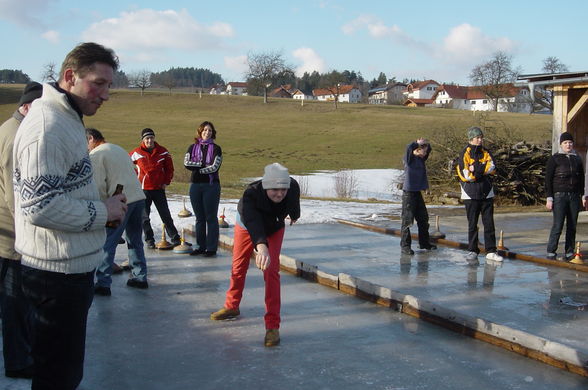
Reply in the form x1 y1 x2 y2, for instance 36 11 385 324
432 84 532 112
226 82 248 96
312 85 362 103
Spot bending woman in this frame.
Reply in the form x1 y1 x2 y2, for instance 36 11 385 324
184 121 222 257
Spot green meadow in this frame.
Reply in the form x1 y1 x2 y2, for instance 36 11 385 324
0 85 552 198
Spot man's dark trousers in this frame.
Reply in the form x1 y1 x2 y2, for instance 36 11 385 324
142 189 179 242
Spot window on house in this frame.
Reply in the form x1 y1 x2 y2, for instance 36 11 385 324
471 101 476 104
483 100 487 104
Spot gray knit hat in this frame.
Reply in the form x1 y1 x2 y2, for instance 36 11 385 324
262 163 290 189
467 126 483 140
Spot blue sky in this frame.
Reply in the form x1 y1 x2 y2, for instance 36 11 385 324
1 0 586 85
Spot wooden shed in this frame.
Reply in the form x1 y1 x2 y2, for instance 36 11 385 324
517 72 588 157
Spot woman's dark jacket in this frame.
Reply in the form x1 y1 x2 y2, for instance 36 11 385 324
238 178 301 246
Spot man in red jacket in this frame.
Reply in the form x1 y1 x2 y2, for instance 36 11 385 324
130 128 181 248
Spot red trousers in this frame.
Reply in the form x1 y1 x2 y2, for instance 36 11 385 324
224 224 284 329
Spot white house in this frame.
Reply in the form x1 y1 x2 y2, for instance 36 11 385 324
368 82 407 105
312 85 362 103
432 84 532 112
403 80 440 100
292 89 315 100
226 82 248 96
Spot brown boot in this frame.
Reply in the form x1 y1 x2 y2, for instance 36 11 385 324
264 329 280 347
210 307 240 321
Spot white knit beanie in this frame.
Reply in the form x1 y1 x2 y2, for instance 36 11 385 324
262 163 290 189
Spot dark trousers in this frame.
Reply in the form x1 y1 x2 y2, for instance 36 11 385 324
0 257 34 371
464 198 497 254
400 191 430 249
547 192 581 255
142 189 179 242
189 182 221 252
21 266 94 390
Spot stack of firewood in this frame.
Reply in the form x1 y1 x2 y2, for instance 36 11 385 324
492 141 551 205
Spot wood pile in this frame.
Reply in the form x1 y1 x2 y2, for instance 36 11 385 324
492 141 551 205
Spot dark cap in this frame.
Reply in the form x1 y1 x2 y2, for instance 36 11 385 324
559 132 574 144
19 82 43 106
141 128 155 139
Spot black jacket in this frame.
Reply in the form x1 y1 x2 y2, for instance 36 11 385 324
545 152 584 198
237 178 301 246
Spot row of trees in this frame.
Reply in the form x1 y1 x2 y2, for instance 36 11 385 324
0 69 30 84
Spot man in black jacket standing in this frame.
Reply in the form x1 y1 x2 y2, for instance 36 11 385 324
545 132 585 260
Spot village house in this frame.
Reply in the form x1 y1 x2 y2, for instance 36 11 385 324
367 82 407 105
291 89 315 100
312 85 362 103
209 84 225 95
432 84 532 112
225 82 248 96
403 80 440 100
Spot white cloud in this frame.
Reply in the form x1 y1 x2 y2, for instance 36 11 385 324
41 30 60 44
81 9 234 57
224 55 248 77
342 15 428 49
438 23 517 64
292 47 326 76
0 0 54 28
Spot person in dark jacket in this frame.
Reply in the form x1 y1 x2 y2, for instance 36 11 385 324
184 121 222 257
456 127 503 263
545 132 585 260
400 138 436 255
210 163 300 347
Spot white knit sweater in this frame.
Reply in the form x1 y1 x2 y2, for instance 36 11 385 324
89 142 145 204
12 83 108 273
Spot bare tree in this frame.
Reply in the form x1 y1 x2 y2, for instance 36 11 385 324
129 70 152 96
469 51 519 111
246 50 292 103
161 73 176 95
41 62 58 83
320 71 347 109
531 56 570 113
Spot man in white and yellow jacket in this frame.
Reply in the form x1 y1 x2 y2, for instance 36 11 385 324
456 127 503 263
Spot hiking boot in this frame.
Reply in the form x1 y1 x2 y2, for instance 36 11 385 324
146 240 155 249
127 278 148 289
111 263 123 274
486 252 504 262
264 329 280 347
565 253 575 261
546 253 556 260
94 286 111 296
419 244 437 250
203 251 217 257
401 247 414 255
210 307 240 321
190 248 206 256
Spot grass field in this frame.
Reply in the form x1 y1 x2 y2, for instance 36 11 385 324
0 84 552 198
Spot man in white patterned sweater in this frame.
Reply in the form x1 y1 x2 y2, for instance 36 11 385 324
12 42 127 390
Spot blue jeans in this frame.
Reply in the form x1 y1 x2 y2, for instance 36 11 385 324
0 257 34 371
189 182 221 252
547 192 581 255
96 200 148 287
21 266 94 390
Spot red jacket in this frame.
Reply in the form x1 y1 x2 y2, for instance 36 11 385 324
130 142 174 190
